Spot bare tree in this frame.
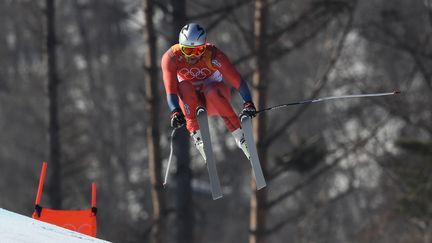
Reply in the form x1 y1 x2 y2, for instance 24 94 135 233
249 0 269 243
246 1 357 242
45 0 63 209
168 1 196 243
143 0 166 242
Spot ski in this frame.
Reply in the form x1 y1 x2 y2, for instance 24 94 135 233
240 115 266 190
196 107 223 200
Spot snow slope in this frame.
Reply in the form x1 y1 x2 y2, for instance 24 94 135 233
0 208 111 243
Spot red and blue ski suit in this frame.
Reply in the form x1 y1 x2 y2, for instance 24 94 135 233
161 43 253 133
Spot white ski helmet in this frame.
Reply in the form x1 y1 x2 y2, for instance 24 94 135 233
179 23 207 47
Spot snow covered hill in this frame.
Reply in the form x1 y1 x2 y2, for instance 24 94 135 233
0 208 111 243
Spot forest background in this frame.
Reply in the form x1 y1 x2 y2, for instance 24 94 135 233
0 0 431 243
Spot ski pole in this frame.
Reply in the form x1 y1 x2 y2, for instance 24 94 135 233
256 90 400 114
163 125 183 187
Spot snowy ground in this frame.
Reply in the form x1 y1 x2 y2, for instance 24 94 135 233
0 208 111 243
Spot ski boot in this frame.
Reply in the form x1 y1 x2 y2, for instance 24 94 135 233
191 130 206 161
231 128 251 159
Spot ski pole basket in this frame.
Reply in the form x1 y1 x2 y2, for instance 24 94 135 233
32 162 98 237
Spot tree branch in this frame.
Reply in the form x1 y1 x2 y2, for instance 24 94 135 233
263 10 354 147
266 115 387 208
188 0 252 20
265 186 355 235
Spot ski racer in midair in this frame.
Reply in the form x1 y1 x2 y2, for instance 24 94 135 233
161 23 256 160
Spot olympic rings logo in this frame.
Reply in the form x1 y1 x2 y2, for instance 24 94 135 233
178 67 212 80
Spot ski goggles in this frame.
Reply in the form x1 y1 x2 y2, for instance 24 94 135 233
180 44 206 57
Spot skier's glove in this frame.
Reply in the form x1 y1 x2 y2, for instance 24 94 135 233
170 108 186 128
241 101 257 118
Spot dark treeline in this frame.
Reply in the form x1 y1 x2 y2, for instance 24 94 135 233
0 0 431 243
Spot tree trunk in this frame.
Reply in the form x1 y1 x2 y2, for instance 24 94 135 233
249 0 268 243
45 0 62 209
169 1 195 242
143 1 165 243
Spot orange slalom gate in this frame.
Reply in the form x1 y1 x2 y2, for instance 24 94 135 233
32 162 98 237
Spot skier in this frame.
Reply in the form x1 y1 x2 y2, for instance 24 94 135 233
161 23 257 160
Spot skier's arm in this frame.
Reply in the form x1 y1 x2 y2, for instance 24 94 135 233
213 47 253 103
213 47 256 117
161 50 180 111
161 50 186 127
